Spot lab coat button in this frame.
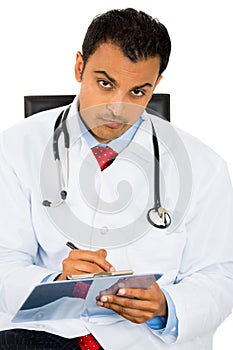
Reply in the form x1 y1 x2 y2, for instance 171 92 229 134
35 312 44 320
100 226 109 234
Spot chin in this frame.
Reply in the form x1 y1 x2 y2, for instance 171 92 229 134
93 127 124 142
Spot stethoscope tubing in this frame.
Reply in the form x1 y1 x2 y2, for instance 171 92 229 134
43 106 171 228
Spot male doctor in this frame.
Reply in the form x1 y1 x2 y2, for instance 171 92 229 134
0 7 233 350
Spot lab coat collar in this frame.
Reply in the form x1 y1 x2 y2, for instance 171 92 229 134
142 110 182 158
129 110 170 159
65 95 82 147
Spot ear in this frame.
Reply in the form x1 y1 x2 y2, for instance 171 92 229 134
153 75 163 90
74 51 84 82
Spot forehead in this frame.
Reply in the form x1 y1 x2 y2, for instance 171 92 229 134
84 43 161 84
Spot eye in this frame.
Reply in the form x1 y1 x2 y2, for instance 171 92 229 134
131 89 145 97
98 80 112 88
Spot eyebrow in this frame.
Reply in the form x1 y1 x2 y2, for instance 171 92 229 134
94 70 118 86
94 70 153 90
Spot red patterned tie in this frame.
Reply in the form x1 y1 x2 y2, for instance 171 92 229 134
76 146 116 349
77 334 102 350
92 146 118 170
74 282 102 349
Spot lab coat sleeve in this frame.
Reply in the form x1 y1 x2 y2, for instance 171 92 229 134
162 157 233 343
146 290 178 342
0 135 56 315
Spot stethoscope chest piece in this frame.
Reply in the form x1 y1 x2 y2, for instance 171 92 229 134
147 207 171 229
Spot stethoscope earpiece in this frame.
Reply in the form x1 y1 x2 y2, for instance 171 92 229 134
147 207 171 229
42 190 67 208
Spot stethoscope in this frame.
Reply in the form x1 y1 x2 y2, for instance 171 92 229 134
42 106 171 229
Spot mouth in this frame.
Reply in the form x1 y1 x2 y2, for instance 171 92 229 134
99 117 125 129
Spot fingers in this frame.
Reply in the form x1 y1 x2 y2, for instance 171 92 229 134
96 249 108 259
96 283 167 323
58 249 115 281
97 294 156 323
63 259 105 274
69 249 113 271
116 282 163 301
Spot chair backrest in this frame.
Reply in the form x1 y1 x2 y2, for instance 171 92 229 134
24 93 170 121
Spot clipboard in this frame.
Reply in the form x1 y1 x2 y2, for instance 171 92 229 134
66 268 134 279
12 271 162 323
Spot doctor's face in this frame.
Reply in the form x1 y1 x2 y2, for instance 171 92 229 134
75 42 162 143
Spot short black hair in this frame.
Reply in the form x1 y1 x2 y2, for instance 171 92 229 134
82 8 171 75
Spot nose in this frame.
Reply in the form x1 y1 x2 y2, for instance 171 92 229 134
105 90 130 115
106 101 125 117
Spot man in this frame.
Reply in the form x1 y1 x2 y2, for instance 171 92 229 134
0 8 233 350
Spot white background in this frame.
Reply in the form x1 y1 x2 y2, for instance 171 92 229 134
0 1 232 348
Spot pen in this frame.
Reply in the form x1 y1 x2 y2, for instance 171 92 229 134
66 241 79 250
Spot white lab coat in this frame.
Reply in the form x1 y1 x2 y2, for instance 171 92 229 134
0 97 232 350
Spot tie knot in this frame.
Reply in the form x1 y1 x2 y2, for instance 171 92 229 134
92 146 118 170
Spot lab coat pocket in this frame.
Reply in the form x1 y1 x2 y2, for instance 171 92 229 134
127 225 187 278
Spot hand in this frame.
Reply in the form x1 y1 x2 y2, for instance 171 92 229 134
56 249 115 281
96 282 167 324
97 275 156 296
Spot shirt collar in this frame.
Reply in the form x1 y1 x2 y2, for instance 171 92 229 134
66 95 169 157
78 109 144 154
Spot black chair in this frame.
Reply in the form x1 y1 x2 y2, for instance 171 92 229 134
24 94 170 121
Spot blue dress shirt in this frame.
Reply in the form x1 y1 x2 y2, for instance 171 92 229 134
78 114 144 153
